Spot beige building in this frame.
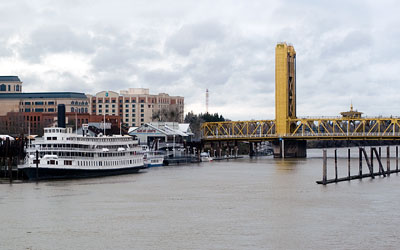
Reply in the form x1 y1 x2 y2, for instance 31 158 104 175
0 92 89 116
89 88 184 127
0 76 22 93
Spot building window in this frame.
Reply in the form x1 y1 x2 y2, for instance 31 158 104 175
71 107 75 112
35 108 44 112
140 100 144 103
25 108 31 112
35 101 44 105
99 110 102 113
112 100 116 103
92 105 96 108
132 118 135 122
48 108 55 112
105 104 109 108
105 109 109 113
98 99 103 103
112 109 115 113
112 104 115 108
0 84 5 91
140 109 144 112
132 109 135 113
16 85 20 91
141 114 144 117
132 104 135 107
25 102 31 105
141 119 144 122
48 101 55 105
125 114 129 117
125 109 129 113
125 104 129 108
99 104 102 108
105 99 109 103
8 85 10 91
125 99 129 103
125 118 129 122
132 99 136 103
140 104 144 108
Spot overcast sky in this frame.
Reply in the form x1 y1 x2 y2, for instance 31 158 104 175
1 0 400 120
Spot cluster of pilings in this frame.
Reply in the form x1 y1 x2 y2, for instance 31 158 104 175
205 141 239 159
202 141 273 158
317 146 400 185
0 136 26 182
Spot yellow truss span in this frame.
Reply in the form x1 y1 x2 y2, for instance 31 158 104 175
201 117 400 141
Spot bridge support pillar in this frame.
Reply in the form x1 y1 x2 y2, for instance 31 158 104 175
249 143 255 157
272 139 307 158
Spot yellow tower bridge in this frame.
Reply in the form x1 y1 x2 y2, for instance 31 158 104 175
201 43 400 157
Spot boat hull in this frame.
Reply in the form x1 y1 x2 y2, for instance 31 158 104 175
21 165 146 181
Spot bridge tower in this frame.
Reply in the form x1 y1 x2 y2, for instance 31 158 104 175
273 43 306 158
275 42 296 135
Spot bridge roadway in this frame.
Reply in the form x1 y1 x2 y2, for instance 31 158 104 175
201 117 400 141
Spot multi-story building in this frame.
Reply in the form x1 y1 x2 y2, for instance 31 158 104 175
0 76 184 133
89 88 184 127
0 92 89 116
0 76 22 93
0 112 120 136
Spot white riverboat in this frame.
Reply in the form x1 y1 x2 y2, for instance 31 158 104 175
18 127 145 180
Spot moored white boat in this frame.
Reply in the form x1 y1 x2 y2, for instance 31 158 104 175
200 152 213 162
141 145 165 167
18 127 146 180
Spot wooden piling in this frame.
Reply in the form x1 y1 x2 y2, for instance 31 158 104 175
35 150 39 181
317 146 400 185
334 149 338 181
323 149 327 185
359 148 362 177
371 147 374 173
8 157 12 183
387 146 390 176
396 146 399 171
360 148 374 178
348 148 351 178
372 148 386 177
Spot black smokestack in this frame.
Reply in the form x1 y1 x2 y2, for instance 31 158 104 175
57 104 66 128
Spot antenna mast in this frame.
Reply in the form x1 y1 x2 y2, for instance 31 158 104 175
206 89 209 114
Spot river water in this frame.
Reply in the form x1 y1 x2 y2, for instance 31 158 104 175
1 148 400 250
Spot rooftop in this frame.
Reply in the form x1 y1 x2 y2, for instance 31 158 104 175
0 92 88 99
0 76 21 82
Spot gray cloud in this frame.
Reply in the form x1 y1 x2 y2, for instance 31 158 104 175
19 25 94 62
165 21 226 56
1 0 400 120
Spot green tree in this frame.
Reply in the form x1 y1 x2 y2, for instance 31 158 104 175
184 112 226 140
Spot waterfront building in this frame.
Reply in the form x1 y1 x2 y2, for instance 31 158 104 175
129 122 193 147
90 88 184 127
0 112 120 136
0 92 89 116
0 76 22 93
0 76 184 134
